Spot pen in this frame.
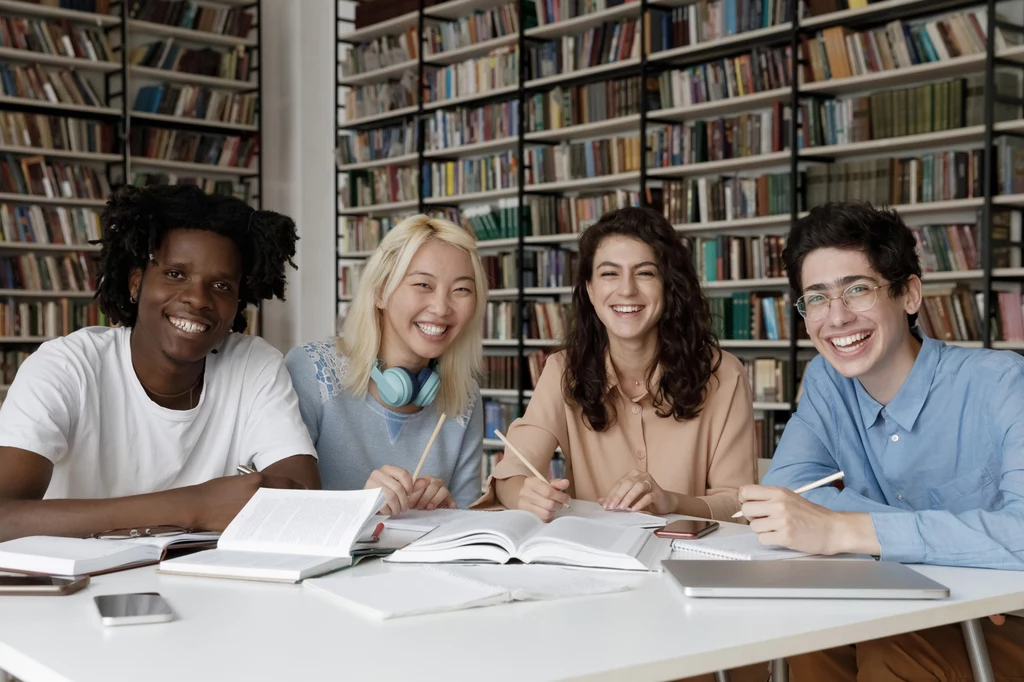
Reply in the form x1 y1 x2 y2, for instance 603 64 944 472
236 464 256 475
732 471 845 519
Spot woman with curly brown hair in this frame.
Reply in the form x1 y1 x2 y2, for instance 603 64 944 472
485 206 757 522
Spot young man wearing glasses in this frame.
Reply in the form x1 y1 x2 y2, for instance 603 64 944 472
737 202 1024 680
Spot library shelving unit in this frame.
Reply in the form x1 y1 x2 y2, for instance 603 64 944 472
0 0 264 396
335 0 1024 460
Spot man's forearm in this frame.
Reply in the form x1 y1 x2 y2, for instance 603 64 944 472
831 512 882 556
0 488 199 541
262 454 321 490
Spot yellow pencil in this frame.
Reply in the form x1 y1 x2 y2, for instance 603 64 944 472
493 429 569 509
412 413 446 480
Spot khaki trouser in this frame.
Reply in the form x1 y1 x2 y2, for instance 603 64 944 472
789 617 1024 681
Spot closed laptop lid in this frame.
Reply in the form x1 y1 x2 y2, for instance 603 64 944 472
664 559 951 599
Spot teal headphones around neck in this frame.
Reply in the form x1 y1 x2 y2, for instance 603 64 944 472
370 360 441 408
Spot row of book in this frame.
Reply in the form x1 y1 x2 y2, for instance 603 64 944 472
918 285 1024 343
424 45 519 105
527 76 645 131
648 109 786 170
128 127 259 169
0 252 97 293
689 235 788 282
1 349 31 386
481 350 551 391
336 216 400 254
644 0 796 54
0 113 115 154
128 173 250 202
468 190 645 241
485 300 570 341
341 27 419 78
426 100 519 153
336 122 417 166
483 398 520 442
0 62 103 109
133 85 258 126
527 18 640 81
530 0 629 26
803 11 1002 84
340 166 418 209
482 247 579 290
423 2 520 56
525 135 642 183
0 299 107 342
0 204 101 246
710 292 798 341
914 224 981 273
338 262 364 298
0 16 113 63
127 1 255 39
654 45 794 111
0 155 111 200
424 151 517 198
663 173 798 225
344 72 418 121
741 357 805 404
129 38 252 82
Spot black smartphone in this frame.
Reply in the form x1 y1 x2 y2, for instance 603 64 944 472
0 574 90 596
653 519 719 539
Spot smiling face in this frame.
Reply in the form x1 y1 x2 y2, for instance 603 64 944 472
379 239 477 367
800 247 922 385
129 228 242 365
585 235 665 346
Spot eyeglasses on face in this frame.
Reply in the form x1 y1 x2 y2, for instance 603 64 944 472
795 282 891 321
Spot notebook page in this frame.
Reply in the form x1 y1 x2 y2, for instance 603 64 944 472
672 533 813 560
384 508 493 533
218 489 385 557
304 568 509 619
526 517 648 558
405 510 542 552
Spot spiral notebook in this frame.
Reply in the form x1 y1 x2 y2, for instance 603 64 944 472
671 532 814 561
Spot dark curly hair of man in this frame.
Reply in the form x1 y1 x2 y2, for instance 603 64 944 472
563 206 721 431
93 184 298 332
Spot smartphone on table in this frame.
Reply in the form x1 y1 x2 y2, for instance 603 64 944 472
94 592 174 626
654 519 719 539
0 574 90 596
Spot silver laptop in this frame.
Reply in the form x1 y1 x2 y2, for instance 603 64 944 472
663 559 950 599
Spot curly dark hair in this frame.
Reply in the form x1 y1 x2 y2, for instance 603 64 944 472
562 207 721 432
783 202 922 329
94 184 298 332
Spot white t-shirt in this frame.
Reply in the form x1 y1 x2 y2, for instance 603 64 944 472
0 326 315 499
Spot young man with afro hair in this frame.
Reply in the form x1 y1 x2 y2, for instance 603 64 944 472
0 184 320 540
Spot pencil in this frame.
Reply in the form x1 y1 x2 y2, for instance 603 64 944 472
493 429 569 509
412 412 446 480
732 471 845 518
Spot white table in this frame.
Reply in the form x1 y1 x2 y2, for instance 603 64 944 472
2 545 1023 682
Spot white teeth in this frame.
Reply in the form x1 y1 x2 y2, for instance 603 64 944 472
416 323 447 337
831 332 870 349
170 317 209 334
612 305 643 313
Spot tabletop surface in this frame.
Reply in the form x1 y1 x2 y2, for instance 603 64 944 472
3 525 1024 682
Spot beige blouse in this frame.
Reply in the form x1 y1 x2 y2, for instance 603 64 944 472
477 350 758 519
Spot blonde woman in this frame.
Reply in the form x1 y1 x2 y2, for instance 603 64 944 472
285 214 487 513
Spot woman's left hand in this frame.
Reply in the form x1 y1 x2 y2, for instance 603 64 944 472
599 470 674 514
409 475 456 511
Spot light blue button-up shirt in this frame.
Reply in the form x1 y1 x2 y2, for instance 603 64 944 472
763 334 1024 569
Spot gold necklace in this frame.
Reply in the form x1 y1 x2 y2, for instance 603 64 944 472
138 371 204 409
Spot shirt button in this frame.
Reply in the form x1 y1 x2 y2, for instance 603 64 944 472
637 451 646 460
897 493 904 501
891 434 899 442
631 405 641 414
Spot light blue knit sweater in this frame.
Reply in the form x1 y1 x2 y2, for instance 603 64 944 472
285 340 483 507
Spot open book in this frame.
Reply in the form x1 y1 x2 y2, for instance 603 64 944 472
386 510 670 571
305 565 642 619
0 533 219 577
157 488 387 583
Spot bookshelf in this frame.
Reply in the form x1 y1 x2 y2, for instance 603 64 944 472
336 0 1024 463
0 0 263 394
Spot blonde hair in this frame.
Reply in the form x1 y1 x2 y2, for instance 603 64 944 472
339 214 487 417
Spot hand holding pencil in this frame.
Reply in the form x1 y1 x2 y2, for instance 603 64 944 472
364 413 454 515
493 430 570 523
